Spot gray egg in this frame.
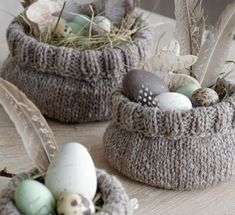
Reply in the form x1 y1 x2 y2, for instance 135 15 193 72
122 69 169 107
191 88 219 107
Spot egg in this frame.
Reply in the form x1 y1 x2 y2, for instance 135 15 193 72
54 20 73 38
93 16 112 34
68 22 87 36
57 192 95 215
69 14 91 35
122 69 169 107
73 15 91 27
191 88 219 107
45 143 97 200
155 92 192 111
14 180 55 215
176 84 200 99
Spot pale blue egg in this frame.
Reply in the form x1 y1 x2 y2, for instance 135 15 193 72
14 180 55 215
72 15 91 27
68 22 88 36
176 84 200 99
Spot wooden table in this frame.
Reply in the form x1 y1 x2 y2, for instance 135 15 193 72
0 11 235 215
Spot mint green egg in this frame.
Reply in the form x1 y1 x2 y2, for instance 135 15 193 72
176 84 200 99
68 22 88 36
14 180 55 215
72 14 91 27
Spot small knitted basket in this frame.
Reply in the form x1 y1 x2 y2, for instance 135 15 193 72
0 169 131 215
103 80 235 190
0 19 152 123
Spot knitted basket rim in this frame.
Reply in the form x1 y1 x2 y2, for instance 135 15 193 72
6 18 152 80
110 85 235 138
0 168 131 215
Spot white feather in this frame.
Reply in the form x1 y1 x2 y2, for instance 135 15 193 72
193 1 235 87
174 0 205 57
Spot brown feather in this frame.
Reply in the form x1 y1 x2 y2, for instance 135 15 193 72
0 78 58 172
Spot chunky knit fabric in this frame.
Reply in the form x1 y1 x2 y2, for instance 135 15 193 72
0 169 131 215
0 19 152 123
103 80 235 190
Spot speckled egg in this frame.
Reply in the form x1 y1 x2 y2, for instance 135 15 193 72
155 92 192 111
57 193 95 215
55 22 73 38
122 69 169 107
14 180 56 215
176 84 200 99
191 88 219 107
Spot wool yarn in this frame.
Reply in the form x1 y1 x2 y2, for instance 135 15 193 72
0 169 131 215
103 80 235 190
1 19 152 123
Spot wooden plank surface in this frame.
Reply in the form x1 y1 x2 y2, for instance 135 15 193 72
0 10 235 215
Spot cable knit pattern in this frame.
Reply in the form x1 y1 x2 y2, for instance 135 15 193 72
103 80 235 190
0 169 131 215
0 19 152 123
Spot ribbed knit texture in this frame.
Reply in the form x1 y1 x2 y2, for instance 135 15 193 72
0 19 152 123
0 169 131 215
103 80 235 190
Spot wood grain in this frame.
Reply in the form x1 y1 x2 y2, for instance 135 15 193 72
0 11 235 215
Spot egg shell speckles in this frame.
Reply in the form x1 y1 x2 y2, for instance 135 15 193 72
122 70 169 107
57 193 95 215
156 92 192 111
191 88 219 107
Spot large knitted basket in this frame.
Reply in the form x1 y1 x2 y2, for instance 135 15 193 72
103 80 235 190
0 19 152 123
0 168 131 215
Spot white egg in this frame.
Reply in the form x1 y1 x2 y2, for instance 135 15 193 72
155 92 192 111
45 143 97 200
93 16 112 34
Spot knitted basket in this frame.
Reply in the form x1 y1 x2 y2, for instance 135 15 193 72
0 168 131 215
0 19 152 123
103 80 235 190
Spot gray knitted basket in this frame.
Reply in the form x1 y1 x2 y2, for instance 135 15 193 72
0 19 152 123
0 169 131 215
103 81 235 190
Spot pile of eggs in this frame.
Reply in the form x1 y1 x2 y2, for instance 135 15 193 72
14 143 97 215
54 14 111 38
122 70 220 111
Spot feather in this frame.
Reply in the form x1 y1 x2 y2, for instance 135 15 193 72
140 53 198 74
160 39 180 56
21 0 36 8
193 1 235 87
54 0 94 21
174 0 205 57
93 0 136 27
165 73 201 91
0 78 58 172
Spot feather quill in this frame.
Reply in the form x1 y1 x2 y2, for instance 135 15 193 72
174 0 205 56
0 78 58 172
193 1 235 87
